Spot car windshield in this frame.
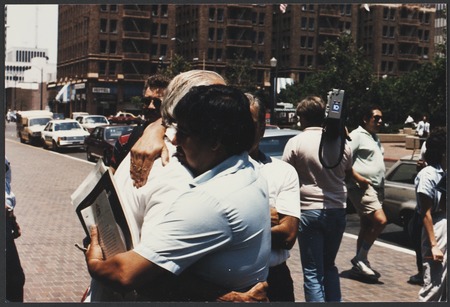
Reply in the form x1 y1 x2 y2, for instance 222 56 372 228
386 162 417 184
55 122 81 131
29 118 51 126
86 116 108 124
105 126 133 140
259 135 294 158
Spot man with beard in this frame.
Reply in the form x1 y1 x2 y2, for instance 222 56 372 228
110 74 170 172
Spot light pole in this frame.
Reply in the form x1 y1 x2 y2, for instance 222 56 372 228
39 66 43 110
270 57 277 125
12 75 18 110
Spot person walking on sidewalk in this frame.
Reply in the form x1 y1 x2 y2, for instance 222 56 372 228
282 96 353 302
415 128 446 301
346 105 387 280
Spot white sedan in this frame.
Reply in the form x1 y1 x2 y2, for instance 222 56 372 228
41 119 90 151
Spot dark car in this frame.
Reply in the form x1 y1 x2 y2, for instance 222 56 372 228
85 125 134 165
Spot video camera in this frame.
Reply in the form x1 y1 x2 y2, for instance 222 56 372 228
319 89 348 169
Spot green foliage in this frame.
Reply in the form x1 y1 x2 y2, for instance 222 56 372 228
160 54 192 78
224 54 257 92
130 96 143 108
278 33 447 131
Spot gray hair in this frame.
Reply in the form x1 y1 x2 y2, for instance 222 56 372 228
161 70 226 126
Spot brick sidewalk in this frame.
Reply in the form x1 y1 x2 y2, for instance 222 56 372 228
6 137 422 302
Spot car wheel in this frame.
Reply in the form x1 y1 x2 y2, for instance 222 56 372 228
401 210 414 234
103 150 112 166
42 138 48 149
52 140 59 152
86 147 96 162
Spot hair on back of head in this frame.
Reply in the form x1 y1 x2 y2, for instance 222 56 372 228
174 84 255 156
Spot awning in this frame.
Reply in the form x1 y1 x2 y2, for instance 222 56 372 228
55 84 70 103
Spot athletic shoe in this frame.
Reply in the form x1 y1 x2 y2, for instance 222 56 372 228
351 257 377 277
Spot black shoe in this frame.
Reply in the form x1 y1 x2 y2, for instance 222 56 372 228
408 273 424 285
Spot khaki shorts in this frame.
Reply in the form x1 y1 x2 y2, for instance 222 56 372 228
348 185 384 216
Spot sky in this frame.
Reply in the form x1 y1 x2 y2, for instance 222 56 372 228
6 5 59 63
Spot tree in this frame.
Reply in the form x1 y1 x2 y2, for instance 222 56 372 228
224 54 257 92
160 54 192 78
279 34 375 129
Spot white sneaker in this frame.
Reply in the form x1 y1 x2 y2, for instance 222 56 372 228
351 257 376 276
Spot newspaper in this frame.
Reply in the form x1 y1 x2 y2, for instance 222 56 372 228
71 160 137 258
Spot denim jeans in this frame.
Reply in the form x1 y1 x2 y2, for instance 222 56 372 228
298 208 346 302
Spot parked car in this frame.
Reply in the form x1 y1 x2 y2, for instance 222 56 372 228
16 110 53 145
75 115 110 133
85 124 134 166
108 111 142 125
382 155 419 232
259 128 301 159
41 119 90 151
71 112 89 119
53 113 65 120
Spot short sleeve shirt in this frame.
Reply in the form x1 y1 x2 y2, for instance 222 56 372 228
258 153 300 266
134 153 271 291
348 126 385 188
415 164 445 214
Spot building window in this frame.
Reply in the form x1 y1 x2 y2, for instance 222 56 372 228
257 51 264 64
100 40 107 53
161 5 168 17
110 41 117 53
259 13 265 25
209 8 215 21
109 62 116 75
151 23 158 36
152 5 159 17
208 48 214 60
308 18 315 31
160 44 167 57
217 9 224 22
110 20 117 33
151 44 158 56
301 17 307 30
110 5 117 12
217 28 224 41
100 5 107 12
258 32 265 44
208 28 215 41
99 62 106 75
160 24 168 37
100 19 107 33
252 12 257 24
216 48 223 61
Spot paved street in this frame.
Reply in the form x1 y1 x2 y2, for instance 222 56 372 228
5 129 423 303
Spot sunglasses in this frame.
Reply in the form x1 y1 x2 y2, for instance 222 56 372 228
142 97 162 108
372 115 383 122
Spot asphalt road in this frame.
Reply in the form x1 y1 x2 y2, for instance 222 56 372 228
3 121 411 250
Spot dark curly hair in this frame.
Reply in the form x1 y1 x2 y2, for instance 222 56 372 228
424 127 446 166
143 74 170 93
173 84 255 156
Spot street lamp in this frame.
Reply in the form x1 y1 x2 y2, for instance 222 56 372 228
270 57 278 125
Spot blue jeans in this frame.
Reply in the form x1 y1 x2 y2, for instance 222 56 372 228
298 208 346 302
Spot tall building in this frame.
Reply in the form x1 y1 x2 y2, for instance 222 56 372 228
56 4 438 116
272 3 437 82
